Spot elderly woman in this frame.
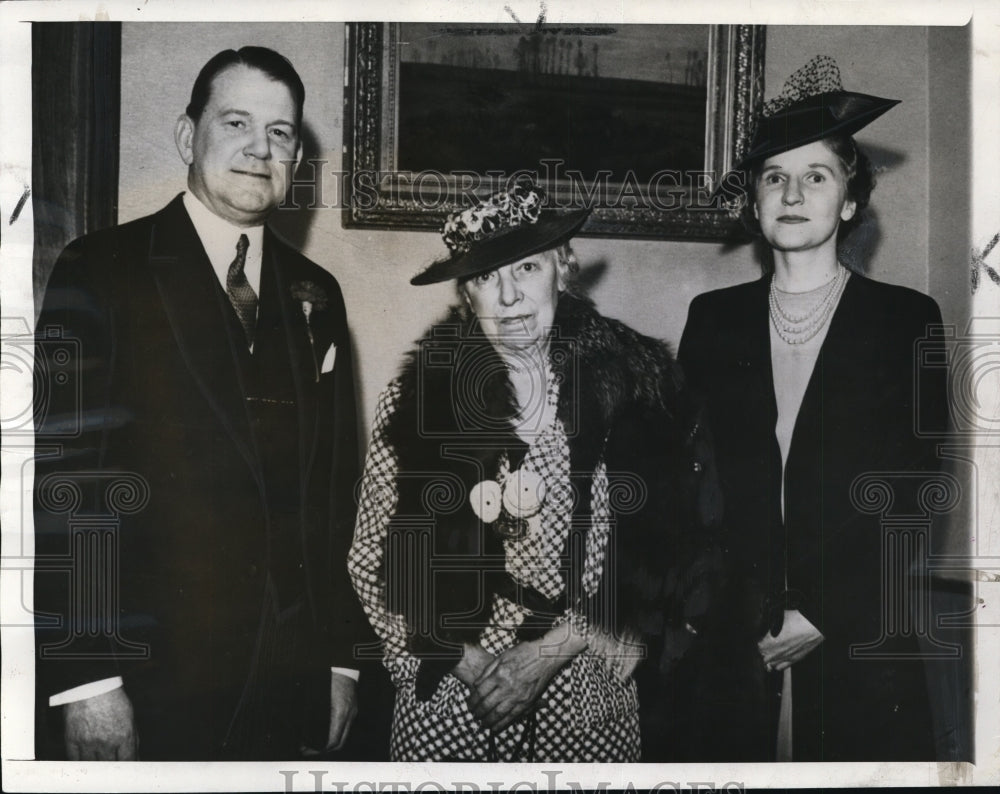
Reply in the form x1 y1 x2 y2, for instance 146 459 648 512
349 179 720 762
679 57 949 761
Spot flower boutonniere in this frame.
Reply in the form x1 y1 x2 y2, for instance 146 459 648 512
291 281 329 382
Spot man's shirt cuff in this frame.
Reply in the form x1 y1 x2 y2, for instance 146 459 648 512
330 667 360 682
49 676 124 707
50 670 359 706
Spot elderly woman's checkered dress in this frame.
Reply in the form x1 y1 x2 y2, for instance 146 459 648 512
348 376 642 762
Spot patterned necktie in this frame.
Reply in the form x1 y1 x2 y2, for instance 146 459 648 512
226 234 257 347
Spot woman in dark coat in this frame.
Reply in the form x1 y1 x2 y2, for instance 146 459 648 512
349 178 721 762
679 56 949 761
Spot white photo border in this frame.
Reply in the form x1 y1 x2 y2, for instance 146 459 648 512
2 0 996 791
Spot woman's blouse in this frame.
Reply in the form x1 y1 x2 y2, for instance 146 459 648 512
770 271 851 492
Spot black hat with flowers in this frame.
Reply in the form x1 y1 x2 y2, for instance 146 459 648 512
411 177 591 286
735 55 900 171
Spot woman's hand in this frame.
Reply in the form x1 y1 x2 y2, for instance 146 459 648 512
467 623 586 732
757 609 824 671
452 643 496 688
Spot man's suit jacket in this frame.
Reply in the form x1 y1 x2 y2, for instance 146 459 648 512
34 194 368 758
678 273 948 761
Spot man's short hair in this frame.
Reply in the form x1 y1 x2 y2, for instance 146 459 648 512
185 46 305 124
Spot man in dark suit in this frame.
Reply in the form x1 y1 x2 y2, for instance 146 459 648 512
34 46 367 760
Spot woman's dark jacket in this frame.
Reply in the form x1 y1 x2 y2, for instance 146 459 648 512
679 273 949 761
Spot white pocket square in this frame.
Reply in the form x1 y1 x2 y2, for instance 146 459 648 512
320 343 337 374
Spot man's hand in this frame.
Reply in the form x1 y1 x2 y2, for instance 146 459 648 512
757 608 824 672
64 687 138 761
302 672 357 755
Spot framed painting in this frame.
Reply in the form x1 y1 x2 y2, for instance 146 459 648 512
344 22 765 239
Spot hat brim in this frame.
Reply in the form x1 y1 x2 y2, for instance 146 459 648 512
734 91 900 172
411 208 591 286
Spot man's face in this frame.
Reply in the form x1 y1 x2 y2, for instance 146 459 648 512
176 64 301 226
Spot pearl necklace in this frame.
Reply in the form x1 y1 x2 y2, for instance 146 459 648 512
768 265 849 345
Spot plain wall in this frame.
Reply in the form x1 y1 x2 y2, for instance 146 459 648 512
928 23 972 331
119 22 970 438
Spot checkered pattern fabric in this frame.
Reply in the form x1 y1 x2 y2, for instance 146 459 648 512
387 653 640 762
348 376 641 761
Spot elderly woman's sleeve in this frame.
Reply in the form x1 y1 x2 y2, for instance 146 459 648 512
573 612 645 681
348 381 414 685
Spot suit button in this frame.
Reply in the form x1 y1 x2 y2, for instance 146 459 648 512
248 564 259 577
692 461 703 473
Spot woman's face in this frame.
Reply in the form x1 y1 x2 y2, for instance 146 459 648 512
462 249 567 357
753 139 856 255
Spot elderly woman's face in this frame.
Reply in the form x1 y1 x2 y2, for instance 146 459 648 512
462 249 567 356
754 139 856 254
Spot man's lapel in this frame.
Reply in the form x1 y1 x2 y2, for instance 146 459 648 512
262 231 321 490
147 195 262 484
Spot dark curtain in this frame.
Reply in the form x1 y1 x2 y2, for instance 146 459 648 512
31 24 120 757
32 22 121 321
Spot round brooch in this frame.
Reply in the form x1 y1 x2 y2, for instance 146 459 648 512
469 467 547 541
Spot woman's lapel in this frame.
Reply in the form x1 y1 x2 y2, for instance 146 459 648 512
750 276 780 431
787 272 865 470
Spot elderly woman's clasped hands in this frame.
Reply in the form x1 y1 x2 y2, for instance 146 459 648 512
460 623 587 732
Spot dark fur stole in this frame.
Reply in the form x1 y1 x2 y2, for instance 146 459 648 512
384 293 722 695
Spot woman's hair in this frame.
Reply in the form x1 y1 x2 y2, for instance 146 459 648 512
455 243 581 301
739 134 876 242
553 243 581 292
